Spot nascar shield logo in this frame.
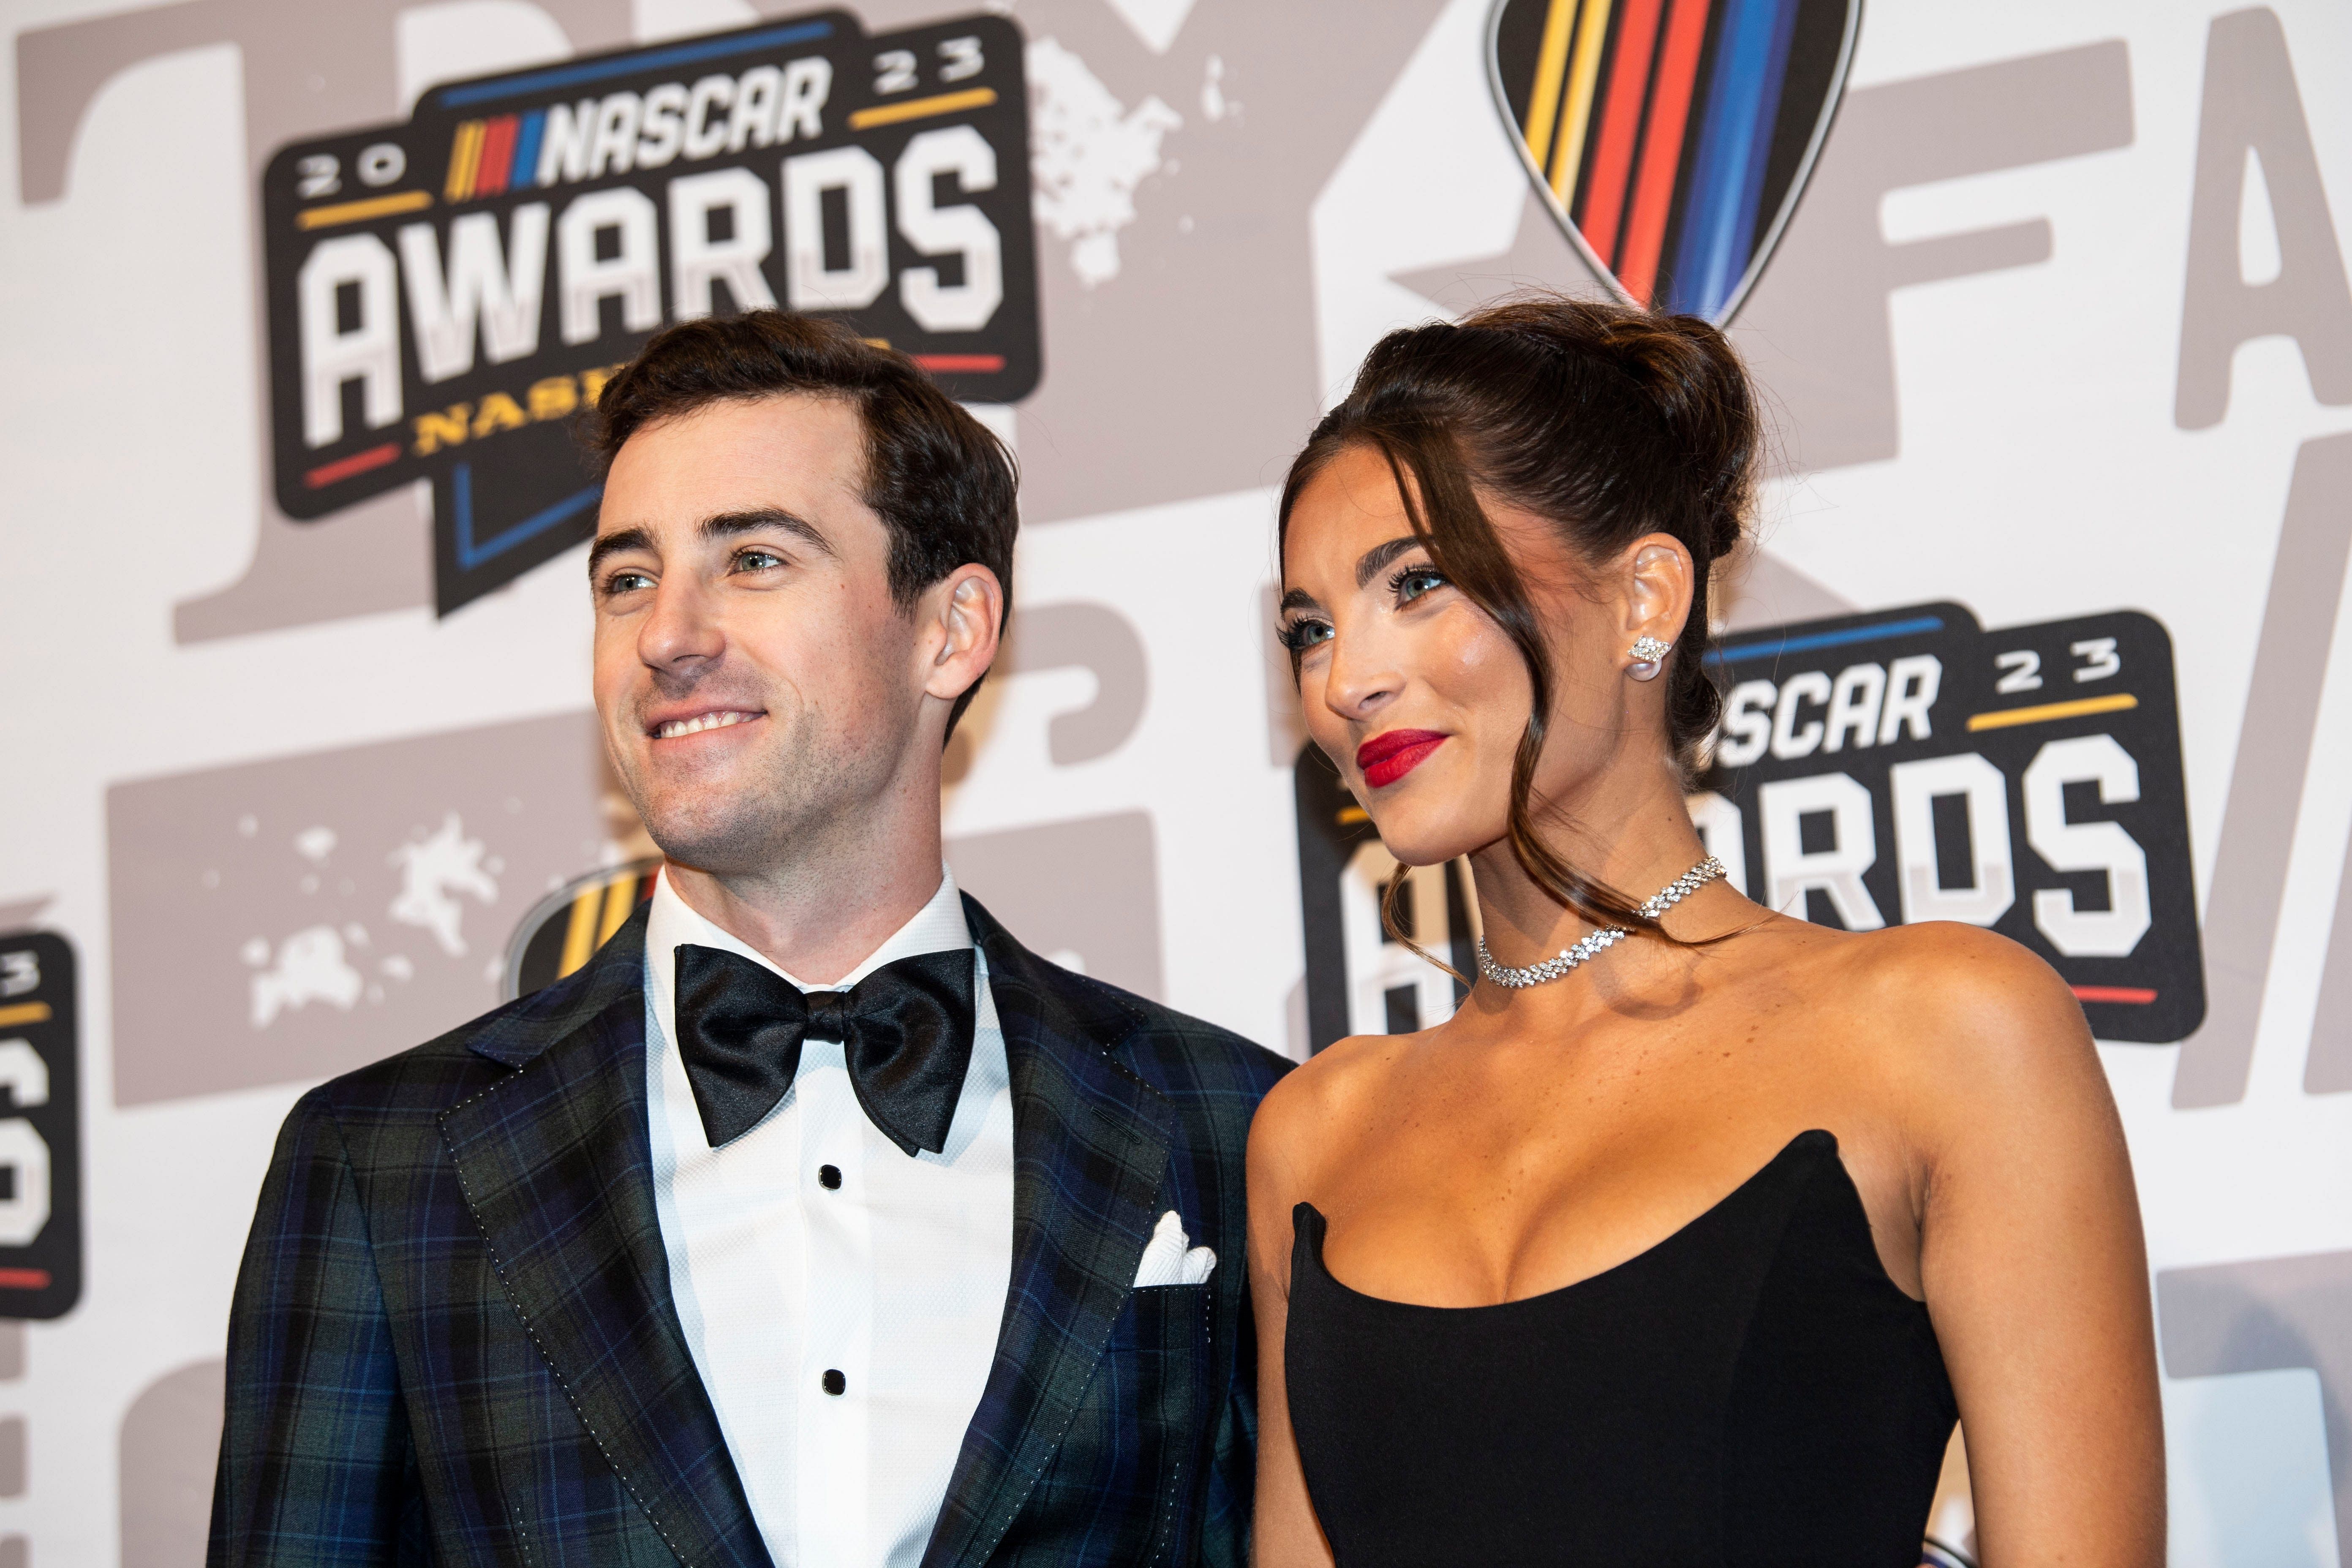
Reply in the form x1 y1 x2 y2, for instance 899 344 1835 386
503 858 663 1001
1485 0 1861 321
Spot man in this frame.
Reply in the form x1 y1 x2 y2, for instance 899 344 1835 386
210 311 1290 1568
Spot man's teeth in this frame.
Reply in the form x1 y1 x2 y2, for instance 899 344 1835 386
656 711 754 739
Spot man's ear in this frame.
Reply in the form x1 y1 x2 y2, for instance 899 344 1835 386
921 564 1005 703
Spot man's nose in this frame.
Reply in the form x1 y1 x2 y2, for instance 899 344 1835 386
638 574 724 673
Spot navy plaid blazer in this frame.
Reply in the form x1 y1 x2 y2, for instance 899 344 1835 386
210 895 1290 1568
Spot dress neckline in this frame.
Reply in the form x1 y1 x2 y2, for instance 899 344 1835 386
1297 1129 1897 1313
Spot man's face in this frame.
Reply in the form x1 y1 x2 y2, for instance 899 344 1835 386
589 394 931 877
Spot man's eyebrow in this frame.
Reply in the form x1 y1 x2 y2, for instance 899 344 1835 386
1355 534 1426 589
703 507 836 558
586 525 652 577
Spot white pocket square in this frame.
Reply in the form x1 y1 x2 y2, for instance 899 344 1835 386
1132 1209 1217 1288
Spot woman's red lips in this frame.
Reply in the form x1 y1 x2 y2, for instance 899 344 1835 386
1356 729 1448 788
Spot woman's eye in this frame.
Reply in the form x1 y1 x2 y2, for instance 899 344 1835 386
1279 618 1333 653
1391 566 1448 605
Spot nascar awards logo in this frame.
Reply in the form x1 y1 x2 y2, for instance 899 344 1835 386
1694 602 2203 1043
1293 601 2205 1053
263 9 1040 615
1485 0 1860 322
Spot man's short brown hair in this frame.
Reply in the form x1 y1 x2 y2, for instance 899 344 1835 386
590 310 1017 732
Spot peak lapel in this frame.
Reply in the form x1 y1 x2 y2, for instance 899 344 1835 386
921 896 1178 1568
441 910 770 1568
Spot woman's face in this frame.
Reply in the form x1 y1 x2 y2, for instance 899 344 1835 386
1278 444 1659 868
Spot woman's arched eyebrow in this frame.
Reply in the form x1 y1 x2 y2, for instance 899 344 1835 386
1355 535 1423 588
1279 587 1321 615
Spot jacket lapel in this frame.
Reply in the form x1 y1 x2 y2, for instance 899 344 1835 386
921 896 1179 1568
440 906 771 1568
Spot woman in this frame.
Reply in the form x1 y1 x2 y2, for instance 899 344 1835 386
1248 297 2162 1567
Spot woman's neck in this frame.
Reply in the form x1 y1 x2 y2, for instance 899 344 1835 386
1467 765 1714 965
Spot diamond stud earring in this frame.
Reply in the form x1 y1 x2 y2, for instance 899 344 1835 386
1626 636 1672 682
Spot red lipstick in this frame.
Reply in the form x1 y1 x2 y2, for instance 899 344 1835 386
1356 729 1448 788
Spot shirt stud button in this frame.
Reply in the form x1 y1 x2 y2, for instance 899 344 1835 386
818 1165 842 1190
822 1369 846 1396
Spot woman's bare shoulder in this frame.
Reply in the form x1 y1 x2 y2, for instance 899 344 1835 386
1247 1032 1407 1191
1810 920 2111 1135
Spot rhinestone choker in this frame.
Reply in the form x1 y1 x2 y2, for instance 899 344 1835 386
1474 855 1726 989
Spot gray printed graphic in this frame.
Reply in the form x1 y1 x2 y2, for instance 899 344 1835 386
2306 838 2352 1092
14 0 633 643
2160 1251 2352 1566
2172 433 2352 1108
107 713 618 1104
947 811 1162 1002
2174 7 2352 431
119 1360 225 1568
1736 41 2136 473
946 600 1151 784
1000 602 1148 766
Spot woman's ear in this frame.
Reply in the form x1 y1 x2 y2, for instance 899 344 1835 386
1621 535 1695 645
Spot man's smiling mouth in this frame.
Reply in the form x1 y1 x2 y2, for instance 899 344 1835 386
652 710 762 739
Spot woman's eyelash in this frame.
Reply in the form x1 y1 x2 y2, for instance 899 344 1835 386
1388 564 1447 597
1276 618 1328 653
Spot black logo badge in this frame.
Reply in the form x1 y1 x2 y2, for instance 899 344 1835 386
1696 601 2205 1043
0 931 80 1319
263 9 1039 615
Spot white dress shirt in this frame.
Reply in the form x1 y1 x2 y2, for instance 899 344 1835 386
642 866 1015 1568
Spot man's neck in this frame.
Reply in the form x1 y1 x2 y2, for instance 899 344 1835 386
663 798 948 986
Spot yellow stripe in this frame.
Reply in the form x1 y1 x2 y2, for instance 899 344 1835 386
1550 0 1615 200
596 873 638 945
444 120 483 202
0 1002 51 1030
1520 0 1580 169
557 886 601 978
1966 693 2139 732
1337 806 1370 826
848 87 996 131
296 190 432 230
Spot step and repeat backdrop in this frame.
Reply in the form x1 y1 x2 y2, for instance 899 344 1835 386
2 0 2349 1561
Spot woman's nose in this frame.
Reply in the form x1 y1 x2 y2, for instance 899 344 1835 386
1321 627 1401 721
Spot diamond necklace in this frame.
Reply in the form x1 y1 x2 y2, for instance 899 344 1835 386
1474 856 1727 990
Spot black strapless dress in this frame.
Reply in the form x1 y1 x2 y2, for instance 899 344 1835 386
1285 1130 1957 1567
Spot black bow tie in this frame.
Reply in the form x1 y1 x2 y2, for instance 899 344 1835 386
672 943 977 1155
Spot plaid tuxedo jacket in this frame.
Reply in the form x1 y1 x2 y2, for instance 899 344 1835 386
209 895 1290 1568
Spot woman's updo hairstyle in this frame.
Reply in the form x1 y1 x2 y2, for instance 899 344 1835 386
1278 293 1757 937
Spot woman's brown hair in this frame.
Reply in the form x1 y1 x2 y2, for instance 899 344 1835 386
1277 294 1758 937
